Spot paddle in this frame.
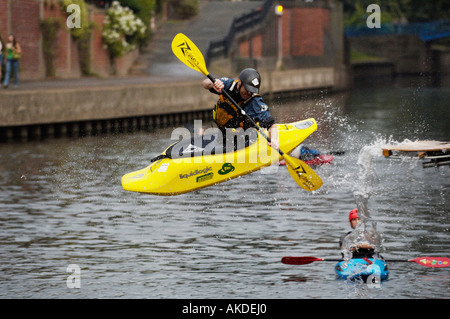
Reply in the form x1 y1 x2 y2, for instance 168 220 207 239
281 256 450 268
171 33 322 191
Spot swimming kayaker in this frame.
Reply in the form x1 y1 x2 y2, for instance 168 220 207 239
279 144 322 165
339 208 376 258
202 68 278 148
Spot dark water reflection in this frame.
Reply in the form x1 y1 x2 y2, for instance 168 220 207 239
0 76 449 298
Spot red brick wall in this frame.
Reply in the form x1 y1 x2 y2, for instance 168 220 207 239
239 40 250 58
252 34 263 58
4 0 45 80
0 0 137 80
90 10 111 77
291 7 325 56
238 34 263 59
281 11 290 56
322 7 331 34
0 0 8 41
43 5 81 78
238 6 331 60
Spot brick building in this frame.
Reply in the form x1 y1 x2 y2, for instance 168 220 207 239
229 0 345 72
0 0 137 81
1 0 45 80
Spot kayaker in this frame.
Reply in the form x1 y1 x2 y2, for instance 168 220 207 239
339 208 376 258
202 68 278 148
279 144 321 165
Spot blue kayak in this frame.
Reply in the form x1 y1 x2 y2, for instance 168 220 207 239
335 258 389 282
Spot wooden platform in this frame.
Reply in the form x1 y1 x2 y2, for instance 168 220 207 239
382 140 450 168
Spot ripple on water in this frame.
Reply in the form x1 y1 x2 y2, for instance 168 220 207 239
1 80 449 298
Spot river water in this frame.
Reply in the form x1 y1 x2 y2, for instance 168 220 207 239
0 75 449 300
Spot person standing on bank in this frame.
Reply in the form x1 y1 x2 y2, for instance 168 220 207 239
3 34 21 89
202 68 278 148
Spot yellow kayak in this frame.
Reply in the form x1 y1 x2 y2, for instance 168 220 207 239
121 118 318 195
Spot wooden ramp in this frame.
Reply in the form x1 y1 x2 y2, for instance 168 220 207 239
382 140 450 168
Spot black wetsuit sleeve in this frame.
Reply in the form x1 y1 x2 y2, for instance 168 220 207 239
258 116 275 129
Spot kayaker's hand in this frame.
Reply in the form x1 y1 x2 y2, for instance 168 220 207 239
357 242 374 249
268 125 278 149
212 79 224 93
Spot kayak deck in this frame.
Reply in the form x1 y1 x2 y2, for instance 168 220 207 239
121 118 318 195
335 258 389 282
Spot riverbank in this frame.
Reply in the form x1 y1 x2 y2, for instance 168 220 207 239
0 67 344 142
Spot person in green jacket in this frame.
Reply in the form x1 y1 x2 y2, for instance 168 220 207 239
3 34 21 89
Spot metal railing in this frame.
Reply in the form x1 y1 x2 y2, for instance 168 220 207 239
206 0 274 62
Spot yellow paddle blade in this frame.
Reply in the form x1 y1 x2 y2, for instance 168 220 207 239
172 33 208 76
284 155 323 191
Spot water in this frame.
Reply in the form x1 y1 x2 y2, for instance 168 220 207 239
0 76 449 299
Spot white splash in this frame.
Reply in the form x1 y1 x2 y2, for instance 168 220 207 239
341 139 387 266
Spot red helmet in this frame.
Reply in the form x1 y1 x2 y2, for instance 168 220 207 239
348 209 358 222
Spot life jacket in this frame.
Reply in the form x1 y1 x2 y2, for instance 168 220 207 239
212 80 259 130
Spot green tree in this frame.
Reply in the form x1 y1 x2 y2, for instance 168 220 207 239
40 18 62 77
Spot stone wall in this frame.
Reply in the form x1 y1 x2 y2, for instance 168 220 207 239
349 35 432 75
0 67 337 134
